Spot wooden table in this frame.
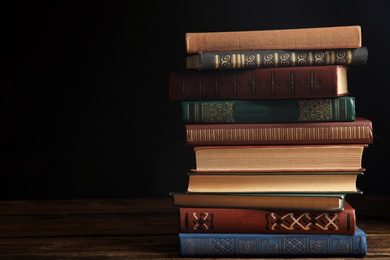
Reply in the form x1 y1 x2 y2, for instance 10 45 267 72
0 195 388 259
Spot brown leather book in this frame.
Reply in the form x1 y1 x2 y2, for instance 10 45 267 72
186 26 362 54
170 192 346 211
169 66 349 101
185 117 373 145
179 201 356 235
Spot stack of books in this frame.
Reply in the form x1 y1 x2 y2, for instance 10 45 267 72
169 26 371 257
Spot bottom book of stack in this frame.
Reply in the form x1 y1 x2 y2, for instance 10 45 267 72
179 228 367 257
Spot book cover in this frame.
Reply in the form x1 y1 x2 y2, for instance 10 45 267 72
187 172 363 193
179 227 367 257
182 97 355 124
185 117 373 145
170 192 346 211
170 66 350 101
179 201 356 235
186 26 362 54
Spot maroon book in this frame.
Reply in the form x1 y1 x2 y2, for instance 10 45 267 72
185 117 373 146
180 202 356 235
170 66 349 101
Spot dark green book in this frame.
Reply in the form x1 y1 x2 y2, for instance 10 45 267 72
182 97 355 124
186 48 368 71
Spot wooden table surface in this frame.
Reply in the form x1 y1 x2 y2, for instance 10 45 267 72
0 195 388 259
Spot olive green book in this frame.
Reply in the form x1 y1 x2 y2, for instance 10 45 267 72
182 97 355 124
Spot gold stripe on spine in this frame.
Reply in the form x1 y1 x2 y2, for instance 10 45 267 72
187 129 192 142
232 54 236 68
242 54 245 68
347 50 352 64
215 55 219 69
237 54 241 68
290 70 295 96
256 54 260 67
292 52 296 66
310 69 314 96
326 51 330 65
275 53 279 67
309 52 313 65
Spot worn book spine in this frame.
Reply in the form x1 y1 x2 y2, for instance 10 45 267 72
180 202 356 235
185 117 373 145
186 26 362 54
170 66 348 101
182 97 355 124
187 48 368 70
179 227 367 257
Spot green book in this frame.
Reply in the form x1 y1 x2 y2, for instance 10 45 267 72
182 97 355 124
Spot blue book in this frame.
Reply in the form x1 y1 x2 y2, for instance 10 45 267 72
179 227 367 257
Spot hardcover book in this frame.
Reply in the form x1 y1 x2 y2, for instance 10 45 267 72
186 25 362 54
179 227 367 257
182 97 355 124
179 201 356 235
187 172 362 193
170 193 346 211
186 48 368 70
185 117 373 146
170 66 350 101
193 145 366 172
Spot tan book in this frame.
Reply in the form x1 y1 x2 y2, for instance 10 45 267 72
194 145 366 172
187 172 362 193
186 26 362 54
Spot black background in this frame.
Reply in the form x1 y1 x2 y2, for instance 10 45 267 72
3 1 389 200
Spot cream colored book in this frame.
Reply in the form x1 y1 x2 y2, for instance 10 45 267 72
194 145 366 172
187 172 362 193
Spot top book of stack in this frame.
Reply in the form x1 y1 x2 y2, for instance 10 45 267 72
186 26 361 54
185 26 367 71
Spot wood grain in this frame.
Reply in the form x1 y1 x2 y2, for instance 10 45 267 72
0 195 388 259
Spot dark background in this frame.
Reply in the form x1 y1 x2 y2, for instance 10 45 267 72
2 1 389 200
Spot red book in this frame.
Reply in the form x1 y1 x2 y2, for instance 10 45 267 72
180 202 356 235
170 66 349 101
185 117 373 146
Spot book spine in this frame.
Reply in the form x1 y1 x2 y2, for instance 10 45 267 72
179 228 367 257
180 204 356 235
182 97 355 124
186 26 362 54
185 118 373 145
170 66 345 101
191 48 367 70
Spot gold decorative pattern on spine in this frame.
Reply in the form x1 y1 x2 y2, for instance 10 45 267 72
298 99 332 121
201 102 235 123
215 55 219 69
187 125 371 143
